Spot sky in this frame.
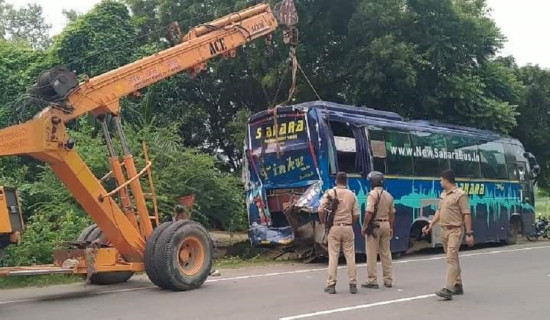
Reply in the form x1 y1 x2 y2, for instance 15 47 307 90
6 0 550 68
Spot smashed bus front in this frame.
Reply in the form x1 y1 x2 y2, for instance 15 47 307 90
243 106 325 247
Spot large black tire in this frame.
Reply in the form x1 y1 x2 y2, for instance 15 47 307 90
76 224 135 285
149 220 213 291
76 224 98 242
144 221 173 287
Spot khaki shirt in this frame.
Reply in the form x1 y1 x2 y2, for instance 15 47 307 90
319 186 359 225
366 187 395 220
438 187 470 227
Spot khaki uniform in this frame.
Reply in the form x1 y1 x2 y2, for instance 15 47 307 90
438 187 470 290
365 187 395 286
319 186 359 286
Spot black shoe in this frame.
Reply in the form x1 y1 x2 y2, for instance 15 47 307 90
452 284 464 295
361 283 379 289
324 285 336 294
435 288 453 300
350 284 358 294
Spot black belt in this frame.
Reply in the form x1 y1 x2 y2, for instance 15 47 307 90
375 219 388 222
334 223 352 226
442 225 461 229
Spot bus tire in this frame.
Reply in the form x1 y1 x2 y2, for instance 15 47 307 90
77 225 135 285
392 251 405 259
505 217 521 245
151 220 213 291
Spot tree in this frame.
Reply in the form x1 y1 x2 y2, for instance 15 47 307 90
513 65 550 189
53 1 138 77
0 0 51 49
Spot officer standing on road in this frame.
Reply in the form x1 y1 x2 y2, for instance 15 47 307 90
319 172 359 294
423 169 474 300
361 171 395 289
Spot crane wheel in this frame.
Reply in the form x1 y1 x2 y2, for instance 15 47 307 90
144 221 173 287
76 224 135 285
145 220 213 291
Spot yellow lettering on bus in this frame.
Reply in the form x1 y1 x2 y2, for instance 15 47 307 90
288 121 295 134
279 123 287 136
266 127 272 138
296 120 304 132
462 183 469 194
471 184 480 195
479 184 485 195
256 127 262 139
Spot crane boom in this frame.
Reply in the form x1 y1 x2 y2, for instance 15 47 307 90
45 3 280 123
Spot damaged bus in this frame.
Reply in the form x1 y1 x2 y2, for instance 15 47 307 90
243 101 540 257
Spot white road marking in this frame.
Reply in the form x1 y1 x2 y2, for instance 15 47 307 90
0 244 548 306
279 294 436 320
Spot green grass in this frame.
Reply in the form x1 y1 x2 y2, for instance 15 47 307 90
536 188 550 217
212 240 278 269
0 274 82 289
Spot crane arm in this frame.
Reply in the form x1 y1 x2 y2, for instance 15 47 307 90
34 3 294 123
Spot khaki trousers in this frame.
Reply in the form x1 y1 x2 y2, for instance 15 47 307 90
441 227 463 289
327 225 357 286
365 221 392 285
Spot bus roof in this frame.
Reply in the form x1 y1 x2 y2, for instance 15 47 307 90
249 101 521 145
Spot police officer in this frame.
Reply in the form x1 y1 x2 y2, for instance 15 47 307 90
361 171 395 289
423 169 474 300
319 172 359 294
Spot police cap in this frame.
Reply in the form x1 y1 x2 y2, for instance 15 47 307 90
367 171 385 187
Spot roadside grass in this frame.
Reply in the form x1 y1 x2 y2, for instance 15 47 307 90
213 240 283 269
0 274 81 289
536 188 550 217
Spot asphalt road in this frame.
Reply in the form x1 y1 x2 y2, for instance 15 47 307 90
1 241 550 320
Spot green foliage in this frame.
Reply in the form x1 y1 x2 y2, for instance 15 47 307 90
512 65 550 189
53 0 138 77
0 0 51 48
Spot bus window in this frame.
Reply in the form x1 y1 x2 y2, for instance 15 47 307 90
384 130 414 176
368 129 387 173
446 135 481 178
411 131 450 177
330 121 359 174
503 142 528 180
478 141 508 179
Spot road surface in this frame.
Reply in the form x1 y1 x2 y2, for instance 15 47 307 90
1 241 550 320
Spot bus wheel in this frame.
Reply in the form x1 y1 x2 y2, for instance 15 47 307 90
392 251 405 259
505 217 521 245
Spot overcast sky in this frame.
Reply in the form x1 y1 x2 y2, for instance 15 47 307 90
6 0 550 68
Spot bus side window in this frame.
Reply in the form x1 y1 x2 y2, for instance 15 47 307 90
368 129 387 173
478 141 508 179
504 142 528 181
330 121 359 174
446 135 481 178
411 131 450 177
384 130 414 176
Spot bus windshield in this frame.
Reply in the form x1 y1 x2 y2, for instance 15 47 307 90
247 111 318 187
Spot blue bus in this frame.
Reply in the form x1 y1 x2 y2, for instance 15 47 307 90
242 101 540 257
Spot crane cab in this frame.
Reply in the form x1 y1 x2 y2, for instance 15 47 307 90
0 187 24 256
